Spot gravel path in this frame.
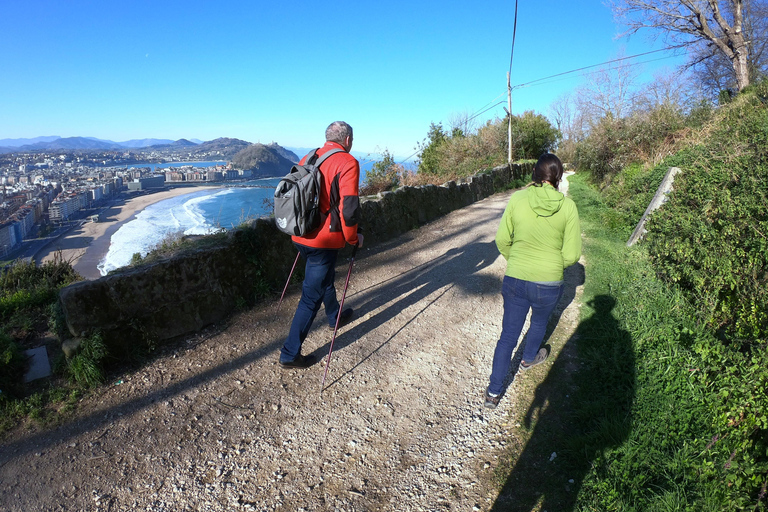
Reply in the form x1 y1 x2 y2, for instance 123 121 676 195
0 177 582 511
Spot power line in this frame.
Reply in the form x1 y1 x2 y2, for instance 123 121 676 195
514 51 689 91
467 101 506 123
471 91 508 117
512 43 692 90
509 0 519 76
401 42 693 166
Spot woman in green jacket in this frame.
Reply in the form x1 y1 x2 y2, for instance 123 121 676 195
485 153 581 409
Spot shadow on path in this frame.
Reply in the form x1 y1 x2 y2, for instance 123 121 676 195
0 329 284 466
1 218 503 465
317 236 500 388
491 295 635 511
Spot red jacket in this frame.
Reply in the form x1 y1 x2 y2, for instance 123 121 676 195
291 141 361 249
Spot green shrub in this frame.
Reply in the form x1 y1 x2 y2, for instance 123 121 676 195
361 149 403 195
574 103 689 186
47 301 68 339
0 331 25 400
411 118 510 182
568 174 768 510
573 114 624 182
416 122 449 175
644 87 768 342
509 110 561 160
600 161 671 239
0 257 81 342
65 333 107 388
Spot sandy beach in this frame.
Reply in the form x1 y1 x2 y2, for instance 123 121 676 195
36 186 221 280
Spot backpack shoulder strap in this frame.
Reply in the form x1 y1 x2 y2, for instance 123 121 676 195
304 148 320 165
313 148 344 167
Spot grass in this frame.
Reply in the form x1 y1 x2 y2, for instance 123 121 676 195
0 256 108 438
0 385 83 434
490 173 766 511
123 229 230 270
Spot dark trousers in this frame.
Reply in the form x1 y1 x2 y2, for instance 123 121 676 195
280 244 341 362
488 275 563 395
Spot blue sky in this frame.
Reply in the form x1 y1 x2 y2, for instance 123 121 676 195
1 1 685 159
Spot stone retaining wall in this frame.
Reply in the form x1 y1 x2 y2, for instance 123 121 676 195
59 162 532 353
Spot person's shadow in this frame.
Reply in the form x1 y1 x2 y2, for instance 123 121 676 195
312 235 501 386
491 295 635 511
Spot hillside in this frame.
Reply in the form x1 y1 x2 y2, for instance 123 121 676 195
230 142 297 177
0 184 583 511
266 142 299 163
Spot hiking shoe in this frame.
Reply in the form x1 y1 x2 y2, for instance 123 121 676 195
484 389 500 409
279 353 318 369
520 348 548 371
329 308 354 330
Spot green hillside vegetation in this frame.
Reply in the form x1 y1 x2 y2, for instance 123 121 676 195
0 256 87 432
361 112 558 195
519 81 766 510
389 82 766 508
230 142 297 177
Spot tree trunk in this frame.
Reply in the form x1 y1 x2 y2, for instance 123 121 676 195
733 42 751 90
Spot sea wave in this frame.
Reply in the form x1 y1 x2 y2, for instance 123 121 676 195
97 189 224 275
97 185 278 276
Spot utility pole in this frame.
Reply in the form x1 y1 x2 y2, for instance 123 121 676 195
507 72 512 165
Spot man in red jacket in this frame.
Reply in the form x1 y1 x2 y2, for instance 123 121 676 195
280 121 364 368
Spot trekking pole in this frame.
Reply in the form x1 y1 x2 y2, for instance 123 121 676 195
321 244 358 390
277 252 301 312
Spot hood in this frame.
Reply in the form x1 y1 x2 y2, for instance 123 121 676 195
527 184 564 217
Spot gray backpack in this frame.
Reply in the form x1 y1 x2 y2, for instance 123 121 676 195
273 148 343 236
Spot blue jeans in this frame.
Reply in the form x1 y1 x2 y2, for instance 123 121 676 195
280 244 341 362
488 276 563 395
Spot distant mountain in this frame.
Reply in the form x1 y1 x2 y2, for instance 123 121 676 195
0 136 233 154
230 143 296 177
193 138 251 159
285 146 378 165
119 138 177 148
0 136 60 147
145 139 200 150
0 136 299 161
24 137 123 151
169 139 198 147
285 147 314 160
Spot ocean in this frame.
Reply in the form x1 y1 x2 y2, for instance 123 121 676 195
97 178 281 276
97 158 378 276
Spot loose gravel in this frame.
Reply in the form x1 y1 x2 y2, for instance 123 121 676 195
0 179 582 511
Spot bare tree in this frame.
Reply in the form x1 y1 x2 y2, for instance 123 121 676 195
687 0 768 94
575 53 640 122
549 94 574 136
447 111 477 137
549 92 589 141
634 67 700 111
611 0 759 91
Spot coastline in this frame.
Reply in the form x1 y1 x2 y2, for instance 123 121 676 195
36 186 222 280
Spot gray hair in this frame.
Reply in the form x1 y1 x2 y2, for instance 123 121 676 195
325 121 353 144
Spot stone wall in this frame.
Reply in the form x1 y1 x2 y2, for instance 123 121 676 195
59 162 532 353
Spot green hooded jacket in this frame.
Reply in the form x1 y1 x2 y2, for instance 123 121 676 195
495 183 581 282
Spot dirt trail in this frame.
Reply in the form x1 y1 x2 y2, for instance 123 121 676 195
0 176 583 511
